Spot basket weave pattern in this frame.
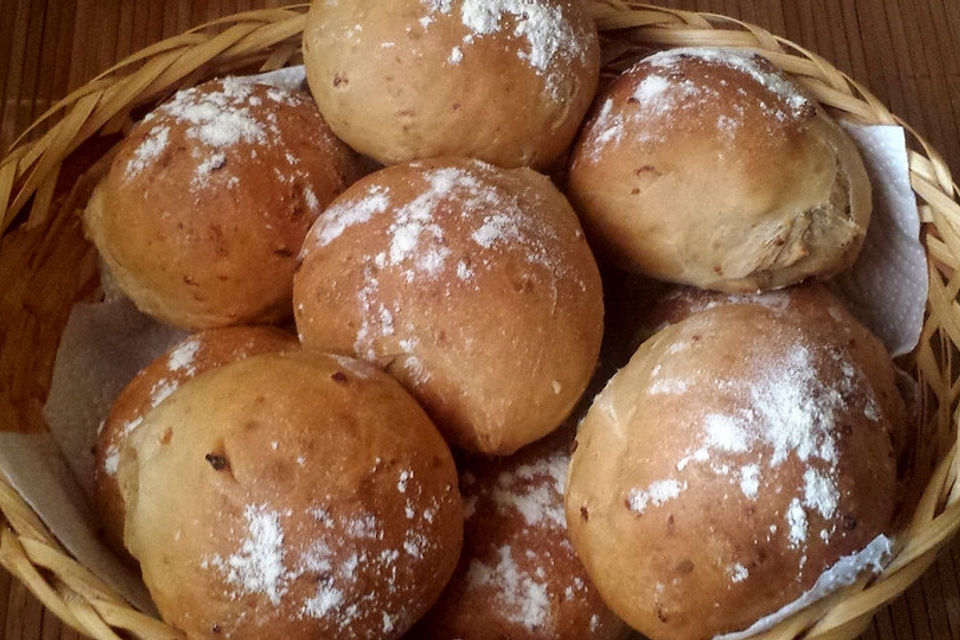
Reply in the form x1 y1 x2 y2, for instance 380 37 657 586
1 2 959 639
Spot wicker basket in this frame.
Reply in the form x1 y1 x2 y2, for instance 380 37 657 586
1 2 959 639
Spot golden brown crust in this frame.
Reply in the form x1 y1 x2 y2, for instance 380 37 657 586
86 78 363 329
93 326 297 559
302 0 599 170
293 158 604 455
565 305 897 640
119 351 462 640
414 428 628 640
567 48 871 292
619 282 907 444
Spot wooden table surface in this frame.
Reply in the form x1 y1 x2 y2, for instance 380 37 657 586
1 1 959 638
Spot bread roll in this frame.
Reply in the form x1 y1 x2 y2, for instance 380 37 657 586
93 326 296 557
293 158 604 455
302 0 599 170
565 305 897 640
85 77 362 329
414 428 628 639
567 48 871 292
119 351 462 639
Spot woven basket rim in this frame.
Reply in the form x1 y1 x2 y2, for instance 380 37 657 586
2 2 960 639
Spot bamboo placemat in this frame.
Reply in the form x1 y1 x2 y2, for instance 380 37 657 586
1 1 959 638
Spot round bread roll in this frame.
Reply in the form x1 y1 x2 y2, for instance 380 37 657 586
413 428 628 639
118 351 462 639
293 158 604 455
567 47 872 292
302 0 600 170
565 305 897 640
93 326 296 557
85 77 363 329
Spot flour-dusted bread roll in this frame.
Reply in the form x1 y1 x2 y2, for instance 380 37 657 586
565 305 897 640
293 158 604 455
85 77 363 329
118 351 462 639
302 0 599 170
568 48 871 292
93 326 296 557
414 428 628 639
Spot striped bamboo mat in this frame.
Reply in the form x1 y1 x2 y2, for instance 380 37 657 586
1 1 959 638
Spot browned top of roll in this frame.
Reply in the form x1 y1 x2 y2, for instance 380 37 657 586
617 282 907 450
87 77 362 329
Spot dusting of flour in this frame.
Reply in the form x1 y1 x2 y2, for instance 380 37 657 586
123 77 320 205
585 47 811 162
422 0 589 100
200 469 446 633
647 48 809 115
205 504 289 605
466 545 551 631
